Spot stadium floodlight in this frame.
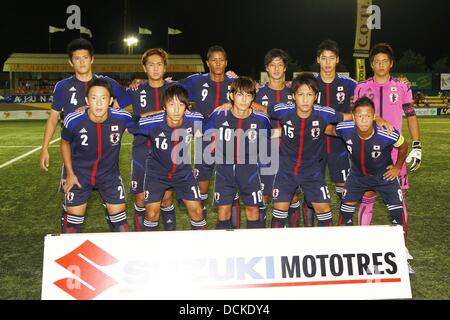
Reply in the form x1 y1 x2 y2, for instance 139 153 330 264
123 36 139 54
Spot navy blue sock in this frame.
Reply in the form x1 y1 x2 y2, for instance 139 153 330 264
191 219 207 230
134 204 145 232
317 211 333 227
161 204 176 231
216 220 232 230
271 209 288 228
288 201 301 227
109 211 129 232
143 219 159 231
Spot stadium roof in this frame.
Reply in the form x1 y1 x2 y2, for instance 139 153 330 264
2 53 205 73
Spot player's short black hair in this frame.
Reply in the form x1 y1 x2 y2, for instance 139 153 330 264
86 78 112 97
67 38 94 60
206 45 227 60
352 96 375 113
264 48 289 67
291 73 319 95
229 77 256 103
142 48 168 66
317 39 339 57
163 84 190 110
369 43 394 63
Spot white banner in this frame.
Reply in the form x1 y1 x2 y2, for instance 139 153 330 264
440 73 450 90
42 226 411 300
353 0 372 58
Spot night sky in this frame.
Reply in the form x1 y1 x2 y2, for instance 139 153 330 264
1 0 449 78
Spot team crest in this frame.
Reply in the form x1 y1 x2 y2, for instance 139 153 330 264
389 93 399 103
110 133 120 144
66 192 74 202
372 151 381 159
185 134 193 144
336 92 346 103
131 181 137 191
337 86 344 91
311 127 320 139
248 129 258 142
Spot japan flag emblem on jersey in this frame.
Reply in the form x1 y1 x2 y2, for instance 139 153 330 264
111 125 119 132
110 133 120 145
311 127 320 139
390 93 399 104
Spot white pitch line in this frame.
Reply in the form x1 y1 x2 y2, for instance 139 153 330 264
0 137 60 169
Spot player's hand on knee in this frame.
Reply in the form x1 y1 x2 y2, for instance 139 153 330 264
406 141 422 172
40 149 50 171
64 174 82 193
383 165 401 181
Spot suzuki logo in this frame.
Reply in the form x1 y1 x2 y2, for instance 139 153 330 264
54 240 118 300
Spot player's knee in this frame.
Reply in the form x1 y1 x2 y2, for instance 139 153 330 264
312 203 331 214
364 191 376 197
245 206 259 221
145 208 160 221
134 193 145 207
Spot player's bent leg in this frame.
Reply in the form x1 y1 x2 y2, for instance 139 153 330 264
339 202 358 226
311 202 333 227
260 195 271 227
301 200 315 227
64 204 87 233
244 206 260 229
106 203 129 232
358 191 376 225
288 193 301 228
144 202 161 231
133 192 146 232
101 198 115 232
198 180 210 220
216 205 233 229
160 190 176 231
271 202 290 228
184 200 207 230
231 193 241 229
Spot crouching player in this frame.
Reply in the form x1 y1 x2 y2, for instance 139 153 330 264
326 97 408 228
60 78 134 233
129 85 206 231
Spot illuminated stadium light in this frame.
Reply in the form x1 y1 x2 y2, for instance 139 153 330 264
123 36 138 47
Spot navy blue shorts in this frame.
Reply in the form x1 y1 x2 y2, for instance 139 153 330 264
342 173 403 206
214 164 263 206
272 168 331 204
64 174 127 207
130 141 150 194
144 170 201 204
260 173 275 197
321 138 351 184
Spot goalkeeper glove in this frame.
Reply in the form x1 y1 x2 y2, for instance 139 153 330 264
406 141 422 172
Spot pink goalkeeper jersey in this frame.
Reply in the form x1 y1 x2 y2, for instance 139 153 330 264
353 76 413 133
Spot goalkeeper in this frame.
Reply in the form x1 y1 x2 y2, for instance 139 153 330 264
353 43 421 272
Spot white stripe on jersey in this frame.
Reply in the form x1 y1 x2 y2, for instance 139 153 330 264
336 121 355 130
63 112 85 128
337 74 358 84
314 105 336 114
139 118 165 126
273 104 295 112
111 109 132 118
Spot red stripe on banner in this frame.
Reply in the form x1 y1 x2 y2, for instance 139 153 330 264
210 278 402 289
294 118 305 176
91 123 102 185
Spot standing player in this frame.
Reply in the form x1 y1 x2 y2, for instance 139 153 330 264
117 48 176 231
354 43 421 266
178 46 239 225
325 96 408 228
312 40 358 227
61 78 133 233
39 38 127 231
254 48 300 227
205 77 270 229
129 85 206 231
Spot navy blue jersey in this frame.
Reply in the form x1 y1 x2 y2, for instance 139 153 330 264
52 74 127 118
335 121 404 177
268 103 344 175
315 73 357 155
61 109 135 185
254 84 293 128
117 80 176 149
129 111 204 179
204 110 271 165
178 73 233 119
117 80 176 115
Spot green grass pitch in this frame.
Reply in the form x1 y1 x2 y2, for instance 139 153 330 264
0 118 449 299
